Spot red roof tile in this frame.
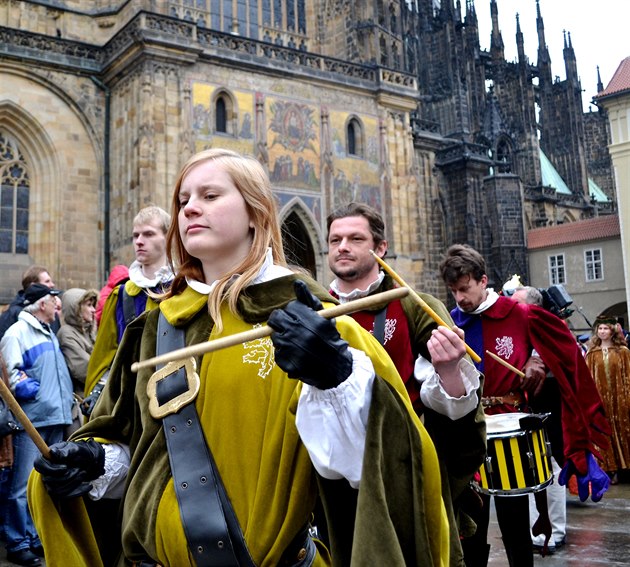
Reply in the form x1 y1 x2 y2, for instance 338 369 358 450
527 215 620 250
596 56 630 99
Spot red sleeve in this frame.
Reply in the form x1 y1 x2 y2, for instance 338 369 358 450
527 305 611 474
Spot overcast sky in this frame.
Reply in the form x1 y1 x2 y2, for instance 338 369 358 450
474 0 629 111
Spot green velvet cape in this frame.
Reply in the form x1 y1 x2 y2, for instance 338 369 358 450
29 274 449 566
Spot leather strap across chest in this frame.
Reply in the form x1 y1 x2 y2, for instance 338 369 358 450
154 313 255 567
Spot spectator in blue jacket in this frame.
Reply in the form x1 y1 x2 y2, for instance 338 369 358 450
0 266 60 343
0 283 73 567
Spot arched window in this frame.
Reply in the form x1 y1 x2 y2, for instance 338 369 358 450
389 3 397 32
496 139 512 173
392 42 400 69
0 132 29 254
380 35 388 66
282 210 316 277
346 118 364 157
213 91 238 136
215 96 227 133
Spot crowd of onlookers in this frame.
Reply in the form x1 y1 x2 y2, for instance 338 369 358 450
0 205 171 567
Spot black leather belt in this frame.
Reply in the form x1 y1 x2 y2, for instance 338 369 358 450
148 313 255 567
149 313 316 567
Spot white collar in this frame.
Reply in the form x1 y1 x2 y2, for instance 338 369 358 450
469 288 499 315
329 271 385 304
128 260 174 289
187 248 293 295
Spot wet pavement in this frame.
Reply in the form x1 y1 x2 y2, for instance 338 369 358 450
489 478 630 566
0 480 628 566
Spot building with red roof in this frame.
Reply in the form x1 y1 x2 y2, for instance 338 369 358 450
527 215 625 333
593 57 630 332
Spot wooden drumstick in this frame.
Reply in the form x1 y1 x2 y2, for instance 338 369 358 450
485 350 526 378
131 286 410 372
0 378 51 459
369 251 482 363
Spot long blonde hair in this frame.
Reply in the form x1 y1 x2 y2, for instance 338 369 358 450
166 149 286 330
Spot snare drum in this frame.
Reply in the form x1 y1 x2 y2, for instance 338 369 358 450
475 412 553 496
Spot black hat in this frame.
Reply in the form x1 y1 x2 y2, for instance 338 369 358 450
593 314 618 329
23 283 62 305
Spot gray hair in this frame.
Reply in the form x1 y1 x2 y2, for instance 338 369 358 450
23 295 52 314
513 286 543 306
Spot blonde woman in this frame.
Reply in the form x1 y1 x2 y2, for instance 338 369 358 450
29 149 449 567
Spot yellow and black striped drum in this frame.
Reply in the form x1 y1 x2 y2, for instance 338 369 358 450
475 412 553 496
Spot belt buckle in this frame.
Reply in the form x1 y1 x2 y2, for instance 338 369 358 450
147 357 200 419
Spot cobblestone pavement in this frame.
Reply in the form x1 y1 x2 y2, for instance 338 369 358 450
489 478 630 566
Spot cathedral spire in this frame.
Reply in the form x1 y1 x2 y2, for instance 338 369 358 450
563 30 578 83
490 0 504 60
536 0 549 63
597 65 604 93
465 0 478 26
536 0 552 85
440 0 455 19
516 13 526 64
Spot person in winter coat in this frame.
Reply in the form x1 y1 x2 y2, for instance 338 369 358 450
0 266 60 343
0 283 73 567
57 288 98 436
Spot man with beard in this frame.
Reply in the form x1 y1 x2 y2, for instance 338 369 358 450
326 202 486 567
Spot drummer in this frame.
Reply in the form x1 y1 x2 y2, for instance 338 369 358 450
439 244 611 567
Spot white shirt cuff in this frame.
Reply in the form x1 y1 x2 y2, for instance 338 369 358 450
296 347 374 489
416 357 480 420
88 442 130 500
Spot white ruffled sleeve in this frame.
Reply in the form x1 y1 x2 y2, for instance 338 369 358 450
88 442 131 500
416 356 480 420
295 347 374 489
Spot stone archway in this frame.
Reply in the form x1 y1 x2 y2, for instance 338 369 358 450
0 66 102 292
598 301 629 334
0 101 60 302
282 210 316 277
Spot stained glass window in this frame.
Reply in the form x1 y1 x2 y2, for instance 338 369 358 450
0 133 29 254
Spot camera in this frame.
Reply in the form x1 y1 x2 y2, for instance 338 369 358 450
539 284 574 320
502 276 575 320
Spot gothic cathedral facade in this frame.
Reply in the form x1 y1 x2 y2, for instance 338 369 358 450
0 0 614 303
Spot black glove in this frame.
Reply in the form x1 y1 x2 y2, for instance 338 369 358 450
33 439 106 498
268 280 353 389
80 383 103 417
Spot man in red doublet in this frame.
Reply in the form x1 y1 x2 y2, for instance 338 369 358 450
326 203 486 567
